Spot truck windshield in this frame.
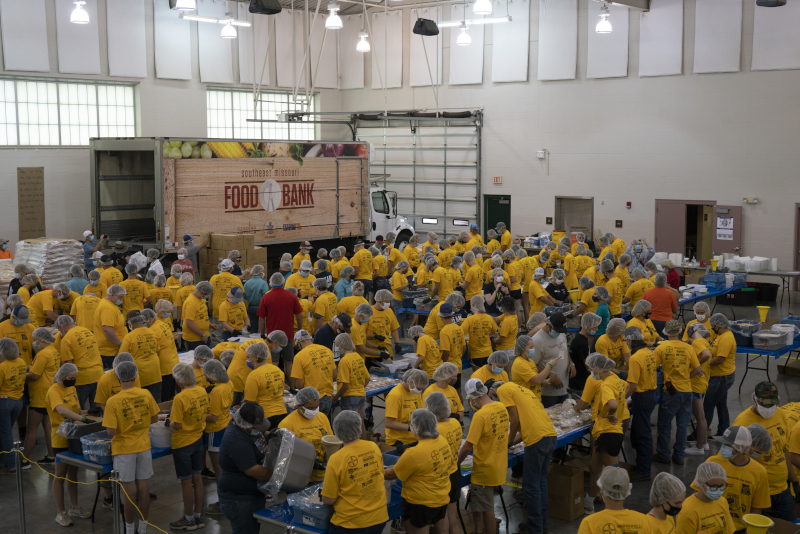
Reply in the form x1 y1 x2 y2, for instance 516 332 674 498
372 191 389 214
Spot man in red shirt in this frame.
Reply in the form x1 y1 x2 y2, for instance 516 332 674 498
257 272 303 376
642 272 678 338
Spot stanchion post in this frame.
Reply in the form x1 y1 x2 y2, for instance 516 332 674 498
14 441 25 534
111 470 121 534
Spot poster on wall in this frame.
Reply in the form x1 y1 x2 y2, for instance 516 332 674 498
17 167 46 239
717 229 733 241
717 216 734 229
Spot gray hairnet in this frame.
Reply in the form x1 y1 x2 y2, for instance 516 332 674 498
250 265 265 277
527 312 547 330
154 274 166 287
445 292 465 308
488 351 511 366
403 368 430 390
586 353 615 372
450 257 463 268
317 248 328 259
316 259 328 271
470 295 486 313
203 359 229 383
196 281 213 295
491 267 505 279
516 249 527 260
270 272 285 287
432 362 458 381
54 362 79 383
146 249 159 259
503 249 515 260
113 352 134 368
341 266 355 279
53 283 70 297
551 268 566 279
514 335 533 356
330 248 342 259
115 361 139 383
618 254 631 265
654 273 667 288
334 333 356 353
688 323 710 339
140 308 157 321
155 299 172 313
581 312 602 330
694 462 727 488
194 345 214 362
425 256 439 269
171 262 184 274
21 274 38 285
631 268 645 280
267 330 288 347
55 315 75 328
408 325 425 339
606 318 626 338
280 261 292 271
693 301 711 315
598 236 609 245
232 406 255 432
172 362 196 386
425 392 452 420
0 338 20 360
375 289 392 302
128 312 145 326
32 327 55 343
144 270 156 284
749 424 773 454
369 246 380 256
395 260 410 271
645 261 658 272
624 327 643 341
491 256 503 268
579 276 595 290
632 300 652 317
595 286 610 301
661 259 675 270
410 409 439 439
125 263 138 275
219 350 235 368
180 273 194 286
600 259 615 274
463 251 476 263
649 472 686 507
281 253 293 262
6 294 22 308
539 251 551 262
558 244 570 255
333 410 362 442
710 313 730 328
355 303 373 318
69 265 84 277
296 386 320 405
246 342 269 362
312 278 329 290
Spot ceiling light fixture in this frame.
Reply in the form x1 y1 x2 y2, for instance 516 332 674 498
326 1 343 30
456 23 471 46
70 1 89 24
357 29 370 52
221 21 237 38
175 0 197 10
437 15 510 27
178 12 252 32
596 3 612 33
472 0 492 15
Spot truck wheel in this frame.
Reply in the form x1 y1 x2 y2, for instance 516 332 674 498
395 231 413 253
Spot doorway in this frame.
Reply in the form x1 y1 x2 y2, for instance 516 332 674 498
685 205 713 261
484 195 511 237
555 197 594 241
655 199 716 260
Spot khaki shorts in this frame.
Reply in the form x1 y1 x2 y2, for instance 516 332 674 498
468 483 497 513
113 451 154 483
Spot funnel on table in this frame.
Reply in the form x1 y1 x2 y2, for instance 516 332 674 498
757 306 770 322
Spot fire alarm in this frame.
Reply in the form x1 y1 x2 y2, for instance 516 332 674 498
626 202 631 209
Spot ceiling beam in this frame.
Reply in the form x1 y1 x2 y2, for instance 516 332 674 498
609 0 649 10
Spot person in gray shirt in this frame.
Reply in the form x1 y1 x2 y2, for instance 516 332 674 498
182 233 210 275
531 312 574 408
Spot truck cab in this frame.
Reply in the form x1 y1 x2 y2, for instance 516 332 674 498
369 179 415 249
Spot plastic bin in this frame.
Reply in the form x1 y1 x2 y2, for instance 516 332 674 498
414 297 437 312
781 317 800 339
754 282 779 303
80 431 113 465
732 273 747 286
287 483 333 530
730 320 761 348
723 288 758 307
58 420 104 455
752 330 788 351
402 288 428 308
771 324 798 347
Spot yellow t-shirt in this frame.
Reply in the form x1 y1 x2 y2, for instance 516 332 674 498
605 277 624 315
278 410 333 482
312 292 338 324
422 241 439 255
244 363 287 417
405 245 421 268
337 295 370 321
689 454 771 532
321 440 389 529
351 321 370 360
710 330 737 377
0 358 27 399
467 401 510 486
387 247 406 269
449 267 463 289
460 313 498 360
351 249 375 281
193 366 208 389
472 365 509 385
171 386 209 449
578 509 649 534
0 319 36 365
691 337 712 394
83 281 107 298
467 233 484 248
432 267 453 300
120 328 161 387
626 348 657 393
615 265 630 292
528 279 547 314
626 317 659 343
373 255 388 277
59 326 103 386
783 403 800 433
28 290 57 327
384 384 422 444
94 369 141 405
392 435 452 506
506 261 521 291
70 294 101 331
464 263 484 300
337 352 368 397
788 423 800 483
176 285 195 308
422 383 463 415
100 266 123 288
486 239 500 254
212 342 240 360
580 288 599 314
595 334 628 369
29 346 62 408
497 313 518 350
438 249 456 272
598 246 614 262
150 320 180 376
424 302 446 340
438 417 463 474
390 270 407 301
46 383 81 448
675 494 735 534
512 356 541 398
591 374 627 438
497 382 556 446
103 387 159 455
416 335 443 378
182 293 210 342
366 306 400 357
645 514 675 534
228 339 267 392
286 273 317 299
166 276 182 289
499 230 512 250
209 272 244 318
149 287 173 306
93 298 127 357
330 259 346 283
439 323 466 372
206 380 235 433
625 279 655 310
119 279 150 317
293 252 311 271
654 340 701 393
732 407 790 495
291 344 335 396
219 300 247 331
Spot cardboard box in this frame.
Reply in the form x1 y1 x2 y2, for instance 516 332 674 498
247 247 268 265
199 264 217 281
211 233 241 251
241 233 255 250
547 464 583 522
774 517 800 534
685 275 702 285
199 248 209 264
782 359 800 377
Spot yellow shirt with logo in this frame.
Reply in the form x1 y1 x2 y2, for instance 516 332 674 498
384 384 421 444
393 435 452 506
28 290 56 327
228 339 267 392
625 279 655 309
499 230 512 250
690 337 712 394
605 277 624 315
595 334 628 369
467 401 510 486
432 267 453 300
373 255 388 278
337 295 370 321
219 301 247 331
390 271 407 301
711 330 737 377
0 319 35 365
181 293 210 342
423 383 463 415
29 346 62 408
591 374 627 438
626 317 659 343
460 313 498 360
337 352 368 397
46 383 81 448
0 357 27 399
209 272 244 317
119 328 161 387
83 282 107 299
578 509 650 534
244 364 286 418
293 252 311 271
100 266 123 288
464 263 484 300
70 294 101 330
150 320 180 376
580 288 599 314
103 387 159 455
351 249 375 281
417 335 443 378
366 305 400 356
119 279 150 317
512 356 541 398
497 313 518 350
654 340 701 393
313 292 338 324
94 298 127 356
733 407 790 495
439 323 465 372
95 369 141 405
206 380 235 433
627 348 657 393
675 494 735 534
58 326 103 386
171 385 209 449
528 279 547 314
291 344 335 396
497 382 556 447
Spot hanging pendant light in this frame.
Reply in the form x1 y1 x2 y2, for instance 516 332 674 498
175 0 197 10
457 23 471 46
357 29 370 52
596 3 612 34
472 0 492 16
221 21 237 38
326 1 343 30
70 1 90 24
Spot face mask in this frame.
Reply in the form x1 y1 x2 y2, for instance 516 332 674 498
592 296 600 302
591 371 600 380
219 271 224 275
720 445 735 460
554 279 563 285
90 280 99 286
203 294 210 300
663 504 681 517
301 407 319 419
751 451 762 459
33 342 41 351
528 348 535 360
300 272 310 278
705 486 725 501
1 245 5 250
491 366 503 375
469 400 482 412
495 276 504 283
92 261 98 267
246 360 255 370
271 348 282 356
115 299 123 306
89 236 95 242
63 378 77 387
410 386 423 394
756 403 777 419
163 312 171 318
178 255 185 260
14 273 21 279
696 314 707 322
358 317 369 324
549 330 560 339
645 270 652 277
634 246 642 252
644 312 652 319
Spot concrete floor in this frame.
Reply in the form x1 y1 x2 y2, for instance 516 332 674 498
4 290 800 534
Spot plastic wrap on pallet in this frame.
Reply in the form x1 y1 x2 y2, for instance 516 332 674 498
13 239 84 288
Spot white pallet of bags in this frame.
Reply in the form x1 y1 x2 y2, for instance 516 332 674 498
14 239 84 288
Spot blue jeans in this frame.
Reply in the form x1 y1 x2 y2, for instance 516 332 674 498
703 373 735 436
630 390 657 475
319 396 332 419
656 390 692 461
0 397 23 471
220 493 266 534
523 435 556 533
769 486 796 521
247 305 259 333
185 340 208 350
76 382 98 410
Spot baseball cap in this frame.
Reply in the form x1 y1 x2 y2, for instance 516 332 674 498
599 466 630 497
464 377 485 399
100 255 112 263
228 287 244 303
549 312 568 334
335 313 352 333
354 239 365 247
238 402 265 426
495 222 506 229
470 223 478 230
438 303 454 317
183 234 193 243
11 305 30 324
534 267 545 277
83 230 93 238
220 259 234 270
716 425 752 449
300 240 312 248
754 381 779 406
664 320 683 337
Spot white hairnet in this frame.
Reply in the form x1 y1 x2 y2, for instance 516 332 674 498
115 361 139 383
203 359 229 383
527 312 547 330
403 368 430 390
432 362 458 381
355 303 373 318
586 353 615 372
194 345 214 362
600 259 615 274
594 286 610 301
694 462 727 488
632 300 652 317
710 313 731 328
579 276 595 290
54 362 79 383
32 327 55 343
514 335 532 356
180 273 194 286
445 292 465 308
246 342 269 362
581 312 602 330
219 350 235 368
749 424 773 454
424 392 452 420
334 333 356 353
693 301 711 315
270 272 285 287
69 265 83 277
408 325 425 338
299 259 312 270
374 289 392 302
410 409 439 439
606 318 626 338
333 410 362 442
624 327 643 341
172 362 196 386
296 386 320 405
631 268 645 280
649 472 686 507
654 273 667 287
470 295 486 313
488 351 511 366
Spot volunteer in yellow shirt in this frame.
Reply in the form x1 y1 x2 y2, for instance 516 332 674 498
495 296 518 353
0 305 36 365
460 295 498 366
682 302 716 342
337 281 370 320
424 391 463 530
120 312 162 398
646 472 686 534
28 285 68 327
458 378 510 531
290 331 336 416
409 325 443 378
577 467 648 534
311 280 339 332
594 319 631 370
733 381 797 519
405 235 422 269
332 334 370 427
191 347 211 389
570 232 587 255
510 335 557 399
623 328 658 479
54 316 103 408
422 232 440 256
386 409 452 529
366 290 402 358
321 411 388 531
485 229 500 255
94 353 141 407
149 275 173 307
279 387 333 482
424 294 464 340
99 256 123 287
459 251 484 302
527 268 555 315
384 369 428 445
83 271 107 298
623 268 655 310
448 256 464 292
597 236 614 263
70 292 101 330
46 363 92 525
575 277 598 316
243 342 287 427
0 338 27 470
422 362 463 418
168 363 209 530
94 285 128 369
496 222 512 251
429 258 453 301
600 260 624 317
293 241 312 272
143 304 179 402
175 273 196 325
120 264 152 317
686 323 713 456
181 282 216 350
390 261 410 309
626 300 661 345
202 359 234 487
676 462 735 534
350 241 375 295
218 287 249 340
227 338 267 400
23 328 61 461
209 259 244 318
438 303 466 387
706 313 737 437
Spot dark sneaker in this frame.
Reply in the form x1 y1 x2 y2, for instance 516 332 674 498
671 456 685 466
205 502 222 516
629 471 651 482
686 432 697 443
20 460 30 470
103 498 114 510
149 493 157 500
200 468 216 480
653 455 672 465
169 517 197 531
38 456 55 464
194 517 205 529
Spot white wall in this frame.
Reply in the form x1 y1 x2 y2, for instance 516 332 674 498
337 0 800 272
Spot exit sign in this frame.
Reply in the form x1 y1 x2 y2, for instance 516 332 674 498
493 176 502 184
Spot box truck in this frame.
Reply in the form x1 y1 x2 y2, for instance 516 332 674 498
89 138 415 267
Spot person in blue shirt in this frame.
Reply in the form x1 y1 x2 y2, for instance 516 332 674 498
243 264 269 328
66 265 89 295
334 266 355 300
81 230 108 271
593 285 612 337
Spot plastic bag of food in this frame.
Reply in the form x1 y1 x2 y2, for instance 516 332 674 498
258 428 315 498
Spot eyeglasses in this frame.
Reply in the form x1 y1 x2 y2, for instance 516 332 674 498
706 484 726 491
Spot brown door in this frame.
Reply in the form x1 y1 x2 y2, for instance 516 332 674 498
711 205 743 255
654 200 687 254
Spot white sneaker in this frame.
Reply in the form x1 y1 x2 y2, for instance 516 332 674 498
583 494 594 515
684 446 706 456
703 443 710 451
55 511 73 527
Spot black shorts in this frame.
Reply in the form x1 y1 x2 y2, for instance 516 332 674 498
509 289 522 300
361 280 374 295
401 501 447 528
53 447 68 455
30 406 48 415
267 413 288 429
453 373 462 390
449 469 461 504
471 357 488 368
595 432 624 457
